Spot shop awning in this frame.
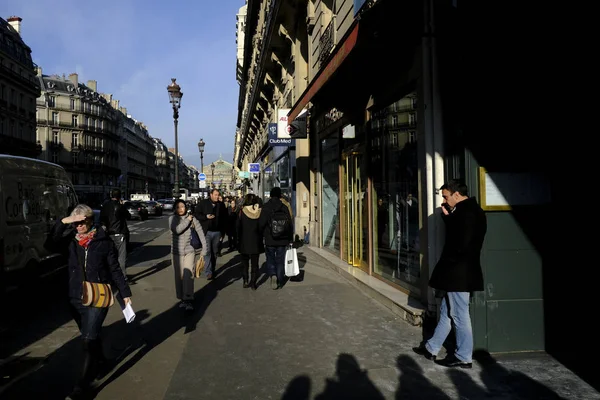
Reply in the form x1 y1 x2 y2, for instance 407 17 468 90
287 22 360 123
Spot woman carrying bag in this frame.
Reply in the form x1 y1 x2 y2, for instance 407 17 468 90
169 199 207 311
53 204 132 399
236 194 264 289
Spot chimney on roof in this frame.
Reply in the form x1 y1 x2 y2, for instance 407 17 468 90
87 80 97 92
36 65 42 77
120 107 127 115
111 99 119 109
7 16 22 34
68 73 78 86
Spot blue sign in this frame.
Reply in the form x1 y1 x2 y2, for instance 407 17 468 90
354 0 367 15
199 173 206 181
268 122 293 147
248 163 260 173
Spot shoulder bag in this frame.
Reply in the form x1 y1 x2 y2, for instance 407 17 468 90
81 248 115 308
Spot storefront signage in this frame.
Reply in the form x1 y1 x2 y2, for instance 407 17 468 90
268 122 293 146
248 163 260 173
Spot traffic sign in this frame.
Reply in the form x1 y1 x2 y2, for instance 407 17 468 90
199 181 206 189
199 173 206 181
248 163 260 173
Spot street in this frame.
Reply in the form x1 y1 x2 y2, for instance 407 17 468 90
1 229 598 400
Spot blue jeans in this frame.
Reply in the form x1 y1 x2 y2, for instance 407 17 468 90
203 231 221 276
70 298 109 340
265 245 286 284
425 291 473 362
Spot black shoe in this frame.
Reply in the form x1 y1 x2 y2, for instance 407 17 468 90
435 354 472 369
412 345 436 361
243 280 250 288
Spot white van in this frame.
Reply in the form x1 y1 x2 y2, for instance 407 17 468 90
0 155 78 286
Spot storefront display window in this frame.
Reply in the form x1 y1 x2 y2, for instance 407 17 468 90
321 137 340 253
370 92 420 289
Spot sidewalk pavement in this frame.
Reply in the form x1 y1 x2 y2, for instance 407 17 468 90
2 231 598 400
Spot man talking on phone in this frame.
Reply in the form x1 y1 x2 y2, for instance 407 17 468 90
194 188 227 280
412 180 487 368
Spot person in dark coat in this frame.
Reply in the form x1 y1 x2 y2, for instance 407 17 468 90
236 194 264 289
413 180 487 369
258 187 293 290
53 204 132 398
194 188 227 280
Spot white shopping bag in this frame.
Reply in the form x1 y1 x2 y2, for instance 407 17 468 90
285 245 300 277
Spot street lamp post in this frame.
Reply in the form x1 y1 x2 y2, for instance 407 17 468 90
197 138 205 174
167 78 183 199
211 163 215 188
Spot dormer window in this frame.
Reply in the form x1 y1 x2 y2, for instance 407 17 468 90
46 81 55 89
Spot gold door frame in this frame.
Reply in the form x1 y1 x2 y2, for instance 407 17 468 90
340 149 369 272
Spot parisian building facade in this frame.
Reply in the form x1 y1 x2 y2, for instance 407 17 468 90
35 71 121 206
233 0 559 358
0 16 41 158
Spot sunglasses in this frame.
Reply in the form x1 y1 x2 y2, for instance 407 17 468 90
72 218 91 226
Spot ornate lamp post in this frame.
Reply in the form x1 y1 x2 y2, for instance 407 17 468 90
197 138 205 173
210 163 215 188
167 78 183 198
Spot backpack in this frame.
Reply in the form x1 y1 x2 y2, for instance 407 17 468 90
269 202 292 240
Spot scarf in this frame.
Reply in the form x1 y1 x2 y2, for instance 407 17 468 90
76 228 97 249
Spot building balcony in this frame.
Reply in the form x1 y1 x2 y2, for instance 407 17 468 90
318 19 336 69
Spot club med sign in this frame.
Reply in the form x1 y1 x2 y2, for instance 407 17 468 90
268 123 293 146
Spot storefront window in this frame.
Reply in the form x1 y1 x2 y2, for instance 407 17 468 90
321 137 340 253
370 92 420 289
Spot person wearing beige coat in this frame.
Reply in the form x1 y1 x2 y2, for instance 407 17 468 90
169 199 207 311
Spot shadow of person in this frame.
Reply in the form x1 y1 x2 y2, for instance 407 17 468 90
0 309 152 400
315 353 385 400
395 355 450 400
127 259 171 284
90 256 244 398
473 350 567 400
281 375 311 400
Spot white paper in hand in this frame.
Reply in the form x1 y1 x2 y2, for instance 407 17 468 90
122 302 136 323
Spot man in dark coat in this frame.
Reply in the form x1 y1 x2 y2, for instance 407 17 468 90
259 187 293 289
413 180 487 368
194 188 227 279
100 189 130 277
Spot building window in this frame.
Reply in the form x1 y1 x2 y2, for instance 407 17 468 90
19 123 23 139
70 98 75 110
72 173 79 185
72 115 78 127
52 151 59 163
53 130 59 144
72 132 79 147
0 117 4 135
52 112 59 125
48 96 56 107
84 116 89 127
19 93 24 109
72 152 79 165
10 120 15 136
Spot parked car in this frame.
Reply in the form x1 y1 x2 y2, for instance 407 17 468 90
145 201 163 216
157 199 174 212
123 201 148 221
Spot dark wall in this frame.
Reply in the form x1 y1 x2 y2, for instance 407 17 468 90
435 0 595 389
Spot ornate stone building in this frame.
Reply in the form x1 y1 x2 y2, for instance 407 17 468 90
36 71 120 206
0 16 41 158
153 137 172 199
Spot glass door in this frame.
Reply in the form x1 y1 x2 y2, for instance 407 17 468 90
341 150 368 270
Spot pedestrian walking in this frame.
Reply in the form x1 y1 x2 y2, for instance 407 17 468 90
259 187 293 290
100 189 130 279
53 204 132 399
236 193 264 289
227 196 239 252
169 199 207 311
194 188 227 280
413 180 487 368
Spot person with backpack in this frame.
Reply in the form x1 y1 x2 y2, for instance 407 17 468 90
259 187 293 290
100 189 130 278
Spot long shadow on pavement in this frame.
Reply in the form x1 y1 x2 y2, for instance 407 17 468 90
91 253 244 397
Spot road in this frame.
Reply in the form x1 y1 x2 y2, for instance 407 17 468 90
127 214 170 253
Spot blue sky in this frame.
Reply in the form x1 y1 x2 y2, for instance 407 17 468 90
1 0 244 170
